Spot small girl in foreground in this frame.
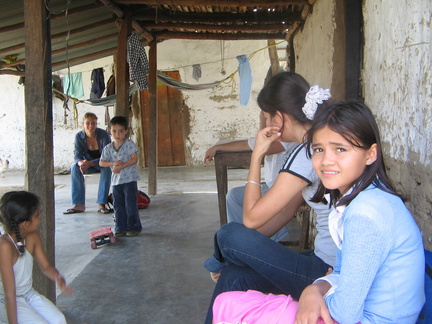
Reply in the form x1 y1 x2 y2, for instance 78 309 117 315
0 191 73 324
213 101 425 324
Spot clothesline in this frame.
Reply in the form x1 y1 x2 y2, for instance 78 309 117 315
53 39 287 125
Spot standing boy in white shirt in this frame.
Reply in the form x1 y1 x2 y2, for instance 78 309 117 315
100 116 142 237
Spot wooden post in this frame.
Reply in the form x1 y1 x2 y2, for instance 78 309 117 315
24 0 55 301
147 40 158 195
345 0 361 100
116 18 131 117
267 39 280 76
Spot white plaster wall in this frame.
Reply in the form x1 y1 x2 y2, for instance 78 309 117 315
294 0 335 90
363 0 432 165
156 39 272 165
0 40 273 169
0 57 115 171
0 79 26 169
362 0 432 248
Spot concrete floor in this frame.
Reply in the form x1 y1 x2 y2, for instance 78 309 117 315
0 166 248 323
0 166 300 323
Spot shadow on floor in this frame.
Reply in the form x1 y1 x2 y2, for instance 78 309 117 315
57 193 219 324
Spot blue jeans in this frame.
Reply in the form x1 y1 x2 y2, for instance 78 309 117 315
112 181 142 232
203 223 331 324
71 163 111 205
226 184 289 242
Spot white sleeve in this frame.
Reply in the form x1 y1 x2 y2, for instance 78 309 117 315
247 137 255 150
313 273 339 299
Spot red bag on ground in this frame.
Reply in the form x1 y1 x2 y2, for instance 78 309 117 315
137 190 150 209
107 190 150 210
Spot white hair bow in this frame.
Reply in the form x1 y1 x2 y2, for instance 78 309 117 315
302 85 331 120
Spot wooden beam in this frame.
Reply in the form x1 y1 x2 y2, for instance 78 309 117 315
0 42 25 56
0 69 25 76
117 0 308 5
267 39 280 76
0 22 24 34
115 18 131 117
99 0 155 42
1 46 118 70
284 20 300 41
99 0 126 18
134 10 301 24
132 20 154 43
147 40 158 195
155 31 286 40
24 0 56 302
0 18 115 56
0 3 103 35
143 22 289 32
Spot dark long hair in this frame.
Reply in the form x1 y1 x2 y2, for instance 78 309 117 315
307 101 403 206
0 191 40 253
257 72 311 124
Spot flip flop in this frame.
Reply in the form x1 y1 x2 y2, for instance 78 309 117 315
98 208 113 214
63 208 84 215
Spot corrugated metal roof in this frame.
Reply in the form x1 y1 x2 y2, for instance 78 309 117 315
0 0 311 74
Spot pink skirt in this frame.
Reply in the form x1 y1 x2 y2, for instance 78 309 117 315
213 290 330 324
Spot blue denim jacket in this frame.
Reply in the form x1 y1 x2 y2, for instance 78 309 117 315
73 128 111 167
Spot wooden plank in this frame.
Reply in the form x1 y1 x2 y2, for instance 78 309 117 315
148 40 158 195
157 82 173 166
141 74 186 167
23 0 55 302
116 18 131 117
166 71 186 166
141 89 150 165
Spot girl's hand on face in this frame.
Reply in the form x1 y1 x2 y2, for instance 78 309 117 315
295 285 333 324
254 126 281 157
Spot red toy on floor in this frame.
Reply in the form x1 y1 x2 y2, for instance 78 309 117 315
90 227 116 249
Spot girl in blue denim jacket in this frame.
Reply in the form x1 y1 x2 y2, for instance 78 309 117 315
213 101 424 324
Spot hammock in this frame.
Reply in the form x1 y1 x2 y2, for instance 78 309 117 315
81 82 140 106
53 71 228 111
156 71 228 91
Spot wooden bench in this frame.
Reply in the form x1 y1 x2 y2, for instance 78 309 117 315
214 150 313 251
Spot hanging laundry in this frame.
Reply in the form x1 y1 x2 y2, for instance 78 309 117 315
236 54 252 106
192 64 202 81
63 72 84 98
90 68 105 99
127 33 149 90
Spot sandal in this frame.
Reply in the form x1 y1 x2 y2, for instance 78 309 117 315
98 207 113 214
63 208 84 215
